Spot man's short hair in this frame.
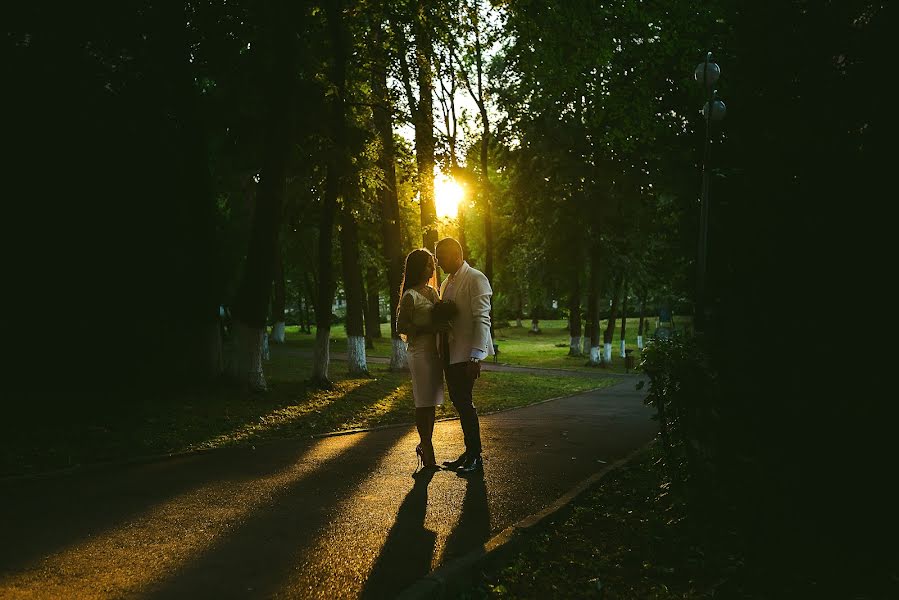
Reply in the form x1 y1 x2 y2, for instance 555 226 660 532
436 237 463 256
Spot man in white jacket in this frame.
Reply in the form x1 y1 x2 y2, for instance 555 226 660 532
436 237 494 474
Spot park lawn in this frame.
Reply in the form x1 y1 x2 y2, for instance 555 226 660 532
284 317 693 375
0 345 614 477
284 323 393 357
493 317 693 374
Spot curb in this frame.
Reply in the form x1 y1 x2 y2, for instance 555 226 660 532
396 441 655 600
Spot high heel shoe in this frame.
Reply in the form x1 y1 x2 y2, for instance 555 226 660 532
414 443 438 475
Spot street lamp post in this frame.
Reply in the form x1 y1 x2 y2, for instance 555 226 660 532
694 52 726 333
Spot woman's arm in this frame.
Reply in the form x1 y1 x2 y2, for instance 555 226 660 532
396 293 417 338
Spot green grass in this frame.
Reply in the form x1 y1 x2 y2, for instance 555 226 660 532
1 345 615 477
287 317 693 375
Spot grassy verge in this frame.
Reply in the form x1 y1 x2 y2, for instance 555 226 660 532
465 447 734 599
1 345 615 477
463 446 897 600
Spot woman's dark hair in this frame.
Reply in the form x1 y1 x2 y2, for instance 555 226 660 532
399 248 436 302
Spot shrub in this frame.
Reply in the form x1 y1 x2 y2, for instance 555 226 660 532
640 336 719 489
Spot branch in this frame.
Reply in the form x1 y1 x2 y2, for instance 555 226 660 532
392 20 418 118
449 43 484 115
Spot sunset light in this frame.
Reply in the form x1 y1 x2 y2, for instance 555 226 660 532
434 174 465 219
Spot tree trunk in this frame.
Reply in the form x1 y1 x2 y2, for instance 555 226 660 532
152 1 223 383
472 5 494 335
312 0 349 388
339 200 369 376
637 289 646 349
297 295 307 335
413 0 438 251
270 247 286 343
303 272 315 334
469 3 496 334
586 246 601 366
365 266 382 350
372 16 407 371
568 269 582 356
603 274 624 364
516 293 523 328
230 1 296 391
619 282 628 358
457 204 470 260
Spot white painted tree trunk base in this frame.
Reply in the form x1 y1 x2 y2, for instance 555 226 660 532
569 336 582 356
390 337 409 371
229 322 266 391
582 336 591 356
589 346 601 365
637 335 644 349
271 321 286 344
346 335 368 376
604 343 612 364
620 340 627 358
312 328 331 383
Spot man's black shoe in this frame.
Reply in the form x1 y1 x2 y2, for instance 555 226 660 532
456 455 483 474
442 453 467 469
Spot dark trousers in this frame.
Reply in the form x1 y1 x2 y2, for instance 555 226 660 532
445 362 483 456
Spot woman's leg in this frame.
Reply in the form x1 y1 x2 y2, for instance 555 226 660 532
415 406 437 466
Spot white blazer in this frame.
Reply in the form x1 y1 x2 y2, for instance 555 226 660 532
439 261 494 365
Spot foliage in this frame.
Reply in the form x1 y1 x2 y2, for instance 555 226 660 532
639 336 718 489
467 445 897 599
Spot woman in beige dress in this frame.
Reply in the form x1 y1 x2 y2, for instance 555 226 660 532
396 248 445 472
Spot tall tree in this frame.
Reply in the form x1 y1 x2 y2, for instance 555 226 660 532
602 273 624 364
270 249 287 343
567 263 582 356
396 0 439 251
365 265 382 349
371 12 408 370
230 0 297 391
311 0 350 387
452 0 495 286
339 186 370 376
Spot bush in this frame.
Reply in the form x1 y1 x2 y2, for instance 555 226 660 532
640 336 719 489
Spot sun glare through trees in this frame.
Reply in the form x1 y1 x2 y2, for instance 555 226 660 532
433 173 464 219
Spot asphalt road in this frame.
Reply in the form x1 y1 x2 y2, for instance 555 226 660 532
0 378 656 599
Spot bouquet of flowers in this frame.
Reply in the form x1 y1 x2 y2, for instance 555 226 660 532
431 298 459 330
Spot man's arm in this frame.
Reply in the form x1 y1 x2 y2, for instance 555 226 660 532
469 272 493 359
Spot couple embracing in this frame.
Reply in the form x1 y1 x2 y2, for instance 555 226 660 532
396 237 493 476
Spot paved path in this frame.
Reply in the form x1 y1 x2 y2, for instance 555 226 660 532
0 379 656 599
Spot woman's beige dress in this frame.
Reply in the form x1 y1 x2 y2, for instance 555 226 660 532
402 288 445 408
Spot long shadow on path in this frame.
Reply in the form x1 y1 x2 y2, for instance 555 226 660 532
359 469 438 599
440 471 491 564
143 428 408 599
0 438 317 579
